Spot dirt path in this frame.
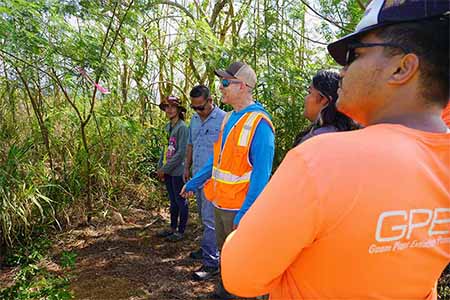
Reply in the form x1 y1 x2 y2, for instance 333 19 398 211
54 208 216 300
4 205 449 299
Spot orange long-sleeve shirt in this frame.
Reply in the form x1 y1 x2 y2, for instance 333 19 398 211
442 102 450 127
222 124 450 300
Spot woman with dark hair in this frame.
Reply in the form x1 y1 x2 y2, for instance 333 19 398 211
157 95 189 241
293 70 359 146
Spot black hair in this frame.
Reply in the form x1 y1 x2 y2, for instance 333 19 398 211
190 85 211 100
293 70 359 147
375 15 449 107
178 110 185 121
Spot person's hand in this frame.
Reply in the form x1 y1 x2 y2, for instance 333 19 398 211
157 169 165 181
180 184 194 198
182 168 190 183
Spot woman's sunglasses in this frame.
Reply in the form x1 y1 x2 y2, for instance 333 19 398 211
221 78 242 88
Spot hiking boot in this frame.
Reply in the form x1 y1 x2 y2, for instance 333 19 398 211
166 232 184 242
192 265 219 281
156 228 175 238
189 248 203 260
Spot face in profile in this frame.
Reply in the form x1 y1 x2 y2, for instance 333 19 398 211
190 95 212 118
219 78 243 105
337 33 395 125
303 84 328 122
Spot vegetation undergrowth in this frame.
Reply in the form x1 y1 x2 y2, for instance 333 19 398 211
438 264 450 300
0 234 76 300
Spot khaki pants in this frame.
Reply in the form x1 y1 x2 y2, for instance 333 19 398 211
214 207 237 251
214 207 269 299
214 207 237 298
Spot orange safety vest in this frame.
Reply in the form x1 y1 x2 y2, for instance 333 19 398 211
203 111 274 209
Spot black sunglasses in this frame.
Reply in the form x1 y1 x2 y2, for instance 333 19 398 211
190 100 209 111
346 42 411 66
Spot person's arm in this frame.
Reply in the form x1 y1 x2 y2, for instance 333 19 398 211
183 144 193 182
184 125 194 182
184 155 213 192
221 150 322 297
233 120 275 225
157 151 165 180
161 125 189 174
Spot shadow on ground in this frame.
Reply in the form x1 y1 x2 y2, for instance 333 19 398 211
54 208 217 300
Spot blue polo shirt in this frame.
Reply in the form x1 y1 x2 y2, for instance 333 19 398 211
189 105 226 175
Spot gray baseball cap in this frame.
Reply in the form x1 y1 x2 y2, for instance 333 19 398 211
215 61 257 88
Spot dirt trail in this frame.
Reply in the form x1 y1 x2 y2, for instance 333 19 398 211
55 208 216 300
2 206 449 299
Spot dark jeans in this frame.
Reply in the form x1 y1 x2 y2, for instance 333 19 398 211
164 175 188 234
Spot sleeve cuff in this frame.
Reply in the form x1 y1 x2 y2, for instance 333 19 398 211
185 180 195 192
233 213 243 225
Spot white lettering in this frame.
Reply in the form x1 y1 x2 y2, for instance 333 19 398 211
406 209 433 239
376 210 407 242
429 208 450 236
437 236 450 244
393 241 410 251
368 244 392 254
375 208 450 242
411 239 437 248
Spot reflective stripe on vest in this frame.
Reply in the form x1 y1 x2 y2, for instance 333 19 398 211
212 166 251 184
217 112 233 165
238 112 260 147
221 112 232 132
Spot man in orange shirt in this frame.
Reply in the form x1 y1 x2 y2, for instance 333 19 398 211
442 102 450 127
221 1 449 299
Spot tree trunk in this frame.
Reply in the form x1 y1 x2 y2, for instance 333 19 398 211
16 67 54 174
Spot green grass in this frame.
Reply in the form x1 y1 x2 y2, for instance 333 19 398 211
0 237 74 300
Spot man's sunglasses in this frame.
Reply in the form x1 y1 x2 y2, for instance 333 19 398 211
221 78 242 88
190 100 209 111
345 42 411 66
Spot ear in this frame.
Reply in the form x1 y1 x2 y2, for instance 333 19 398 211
318 96 329 106
388 53 419 86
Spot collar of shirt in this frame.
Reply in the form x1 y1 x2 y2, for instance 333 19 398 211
165 119 184 132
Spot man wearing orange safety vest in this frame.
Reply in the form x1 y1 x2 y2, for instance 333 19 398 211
181 61 275 299
221 1 449 299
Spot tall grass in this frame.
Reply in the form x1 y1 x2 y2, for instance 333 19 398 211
0 103 166 250
0 143 58 248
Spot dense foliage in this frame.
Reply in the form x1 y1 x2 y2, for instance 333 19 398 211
0 0 365 248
